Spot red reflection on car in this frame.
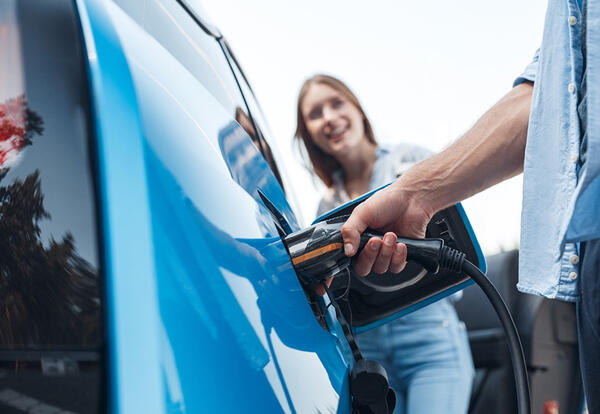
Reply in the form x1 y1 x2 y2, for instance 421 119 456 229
0 95 25 168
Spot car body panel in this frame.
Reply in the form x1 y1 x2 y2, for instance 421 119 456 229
77 0 351 411
74 1 166 412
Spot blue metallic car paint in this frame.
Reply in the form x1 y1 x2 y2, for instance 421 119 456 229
78 0 353 411
74 0 166 412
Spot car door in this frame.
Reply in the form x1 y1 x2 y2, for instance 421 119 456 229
78 0 353 412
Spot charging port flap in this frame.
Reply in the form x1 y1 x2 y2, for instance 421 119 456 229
314 185 486 332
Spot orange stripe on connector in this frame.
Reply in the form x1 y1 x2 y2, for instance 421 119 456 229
291 243 343 265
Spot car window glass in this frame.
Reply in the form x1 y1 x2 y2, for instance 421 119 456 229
223 44 304 220
175 0 220 35
113 1 243 118
224 47 284 179
1 0 100 350
113 0 278 171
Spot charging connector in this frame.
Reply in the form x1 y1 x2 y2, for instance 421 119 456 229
284 218 531 414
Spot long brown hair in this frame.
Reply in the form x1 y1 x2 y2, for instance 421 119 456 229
294 74 377 187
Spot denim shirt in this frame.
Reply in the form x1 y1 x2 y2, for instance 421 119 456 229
514 0 600 301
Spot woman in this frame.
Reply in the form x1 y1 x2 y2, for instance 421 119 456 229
295 74 474 414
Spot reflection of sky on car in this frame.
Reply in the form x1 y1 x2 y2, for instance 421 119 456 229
221 267 341 413
202 0 547 255
218 120 268 193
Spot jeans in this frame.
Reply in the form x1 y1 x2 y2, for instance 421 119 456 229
356 298 474 414
578 238 600 414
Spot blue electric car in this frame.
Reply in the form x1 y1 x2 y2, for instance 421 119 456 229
0 0 583 413
0 0 389 411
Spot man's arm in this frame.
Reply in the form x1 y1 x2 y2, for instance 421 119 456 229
342 82 534 276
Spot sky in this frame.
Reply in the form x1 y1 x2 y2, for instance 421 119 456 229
201 0 548 255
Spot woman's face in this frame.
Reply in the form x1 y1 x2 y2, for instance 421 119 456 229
301 83 367 158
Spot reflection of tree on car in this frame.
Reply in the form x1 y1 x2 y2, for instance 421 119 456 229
0 96 100 347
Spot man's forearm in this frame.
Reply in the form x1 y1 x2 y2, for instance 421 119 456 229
401 82 533 216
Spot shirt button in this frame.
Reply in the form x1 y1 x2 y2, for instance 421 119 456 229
568 83 576 93
569 16 578 26
570 254 580 264
569 271 578 280
570 153 579 163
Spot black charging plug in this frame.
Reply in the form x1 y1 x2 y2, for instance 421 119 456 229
359 230 444 274
285 215 446 286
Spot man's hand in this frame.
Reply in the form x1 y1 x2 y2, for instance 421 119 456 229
314 182 430 294
339 83 533 279
341 181 433 276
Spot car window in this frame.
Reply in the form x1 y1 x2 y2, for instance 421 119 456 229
1 0 101 351
223 44 285 186
0 1 102 412
113 0 286 184
113 1 246 126
174 0 221 37
222 43 304 222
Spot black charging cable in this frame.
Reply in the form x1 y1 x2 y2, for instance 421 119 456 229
438 245 531 414
284 217 530 413
355 232 531 414
349 234 531 413
323 282 363 363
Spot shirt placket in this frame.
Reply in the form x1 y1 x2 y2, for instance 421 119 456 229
558 0 584 297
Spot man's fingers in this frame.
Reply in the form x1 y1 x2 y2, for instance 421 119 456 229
354 237 382 276
389 243 408 273
341 204 370 256
372 232 397 274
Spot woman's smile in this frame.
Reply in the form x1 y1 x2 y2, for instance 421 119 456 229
301 83 366 156
327 125 348 142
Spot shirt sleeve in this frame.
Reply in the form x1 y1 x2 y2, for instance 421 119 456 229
513 48 540 87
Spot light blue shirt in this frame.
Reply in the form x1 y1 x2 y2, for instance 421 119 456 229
316 144 432 216
514 0 600 301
